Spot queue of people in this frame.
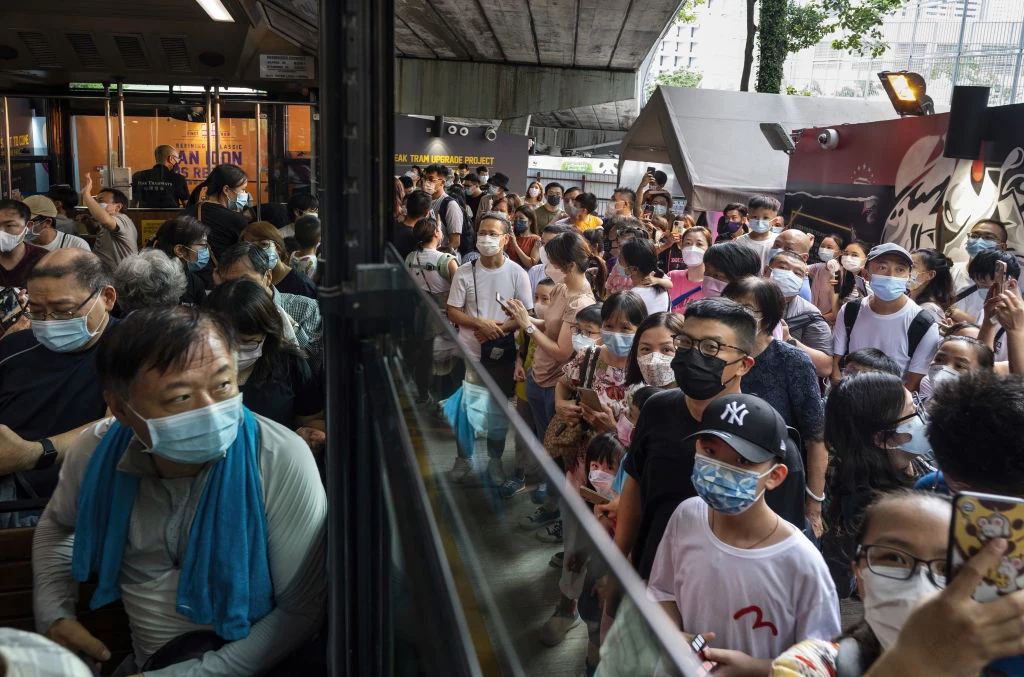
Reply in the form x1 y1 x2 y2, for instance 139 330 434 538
0 158 326 674
389 167 1024 676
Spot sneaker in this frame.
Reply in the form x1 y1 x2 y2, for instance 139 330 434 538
498 474 528 499
536 520 564 544
538 609 581 646
530 481 548 504
548 551 564 569
487 457 506 485
449 456 475 483
519 505 560 530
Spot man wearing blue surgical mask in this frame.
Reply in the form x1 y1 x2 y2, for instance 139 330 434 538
950 219 1011 323
768 251 833 377
32 305 326 674
0 249 118 523
831 243 942 392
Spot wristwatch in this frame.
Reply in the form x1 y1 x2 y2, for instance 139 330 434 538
786 337 799 347
34 438 57 471
525 324 536 336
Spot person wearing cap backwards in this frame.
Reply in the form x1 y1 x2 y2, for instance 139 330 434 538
21 195 90 253
830 242 941 392
646 393 841 673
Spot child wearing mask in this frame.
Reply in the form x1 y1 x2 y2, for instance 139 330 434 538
290 214 320 282
772 491 950 676
735 195 783 270
647 393 840 671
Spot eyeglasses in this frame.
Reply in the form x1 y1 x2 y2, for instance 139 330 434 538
672 331 747 358
739 305 763 319
967 231 1001 242
25 289 99 321
570 324 602 339
856 544 946 588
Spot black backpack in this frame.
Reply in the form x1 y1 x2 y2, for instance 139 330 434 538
438 196 476 258
842 298 934 361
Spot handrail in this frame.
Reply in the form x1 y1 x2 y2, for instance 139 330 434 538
381 243 702 675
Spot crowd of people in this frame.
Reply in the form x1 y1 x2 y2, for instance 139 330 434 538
0 156 327 674
394 164 1024 676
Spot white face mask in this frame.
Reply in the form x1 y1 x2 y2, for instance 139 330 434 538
534 302 548 318
572 333 596 352
528 186 540 198
861 566 943 650
841 255 864 273
681 246 705 267
236 339 265 371
477 234 502 257
818 248 836 262
546 264 566 285
0 226 27 253
538 245 550 266
927 364 960 392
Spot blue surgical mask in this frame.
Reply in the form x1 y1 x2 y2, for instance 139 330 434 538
131 394 242 464
770 268 804 297
601 330 635 357
818 248 836 262
768 247 783 262
893 413 932 457
691 454 777 515
749 219 771 234
264 246 279 269
653 204 668 217
31 294 102 353
228 190 250 211
871 274 908 302
188 247 210 272
965 237 997 258
770 225 784 235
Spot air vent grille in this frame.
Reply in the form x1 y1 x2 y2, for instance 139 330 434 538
65 32 104 69
160 35 191 73
113 34 149 70
17 31 61 68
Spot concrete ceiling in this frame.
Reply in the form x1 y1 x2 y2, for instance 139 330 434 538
394 0 679 70
532 100 637 132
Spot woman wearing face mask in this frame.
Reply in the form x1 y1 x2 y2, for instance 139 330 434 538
622 312 684 434
240 221 317 299
772 490 951 677
724 276 829 538
204 279 325 454
700 241 762 299
917 335 994 403
808 235 843 324
618 238 673 315
152 215 211 306
833 240 870 317
524 180 545 208
184 163 250 260
506 205 541 269
665 226 712 313
909 248 954 322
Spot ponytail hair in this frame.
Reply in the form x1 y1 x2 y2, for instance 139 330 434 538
188 164 248 206
413 218 438 251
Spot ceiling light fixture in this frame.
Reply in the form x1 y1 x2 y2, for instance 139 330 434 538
195 0 235 22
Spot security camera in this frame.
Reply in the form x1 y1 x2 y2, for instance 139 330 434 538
484 127 497 142
447 124 458 135
818 128 839 150
459 126 469 136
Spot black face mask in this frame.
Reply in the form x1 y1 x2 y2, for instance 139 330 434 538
546 194 561 207
671 347 741 401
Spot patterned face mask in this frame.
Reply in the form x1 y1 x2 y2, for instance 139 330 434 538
691 454 777 515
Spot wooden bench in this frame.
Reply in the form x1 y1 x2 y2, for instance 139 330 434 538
0 525 133 675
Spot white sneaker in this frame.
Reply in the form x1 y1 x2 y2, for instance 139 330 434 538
487 457 506 485
538 609 581 646
449 456 475 483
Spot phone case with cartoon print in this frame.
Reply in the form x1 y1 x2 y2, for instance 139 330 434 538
948 492 1024 602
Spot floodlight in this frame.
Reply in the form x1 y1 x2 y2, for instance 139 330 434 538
878 71 934 116
759 123 797 154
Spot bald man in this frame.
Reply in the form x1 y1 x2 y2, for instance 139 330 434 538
769 229 814 302
0 249 117 517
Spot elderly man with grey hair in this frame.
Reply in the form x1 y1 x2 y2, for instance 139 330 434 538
113 249 188 314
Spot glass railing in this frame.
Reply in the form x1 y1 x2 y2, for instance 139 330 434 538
371 245 702 676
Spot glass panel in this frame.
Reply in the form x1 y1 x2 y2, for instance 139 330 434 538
377 246 701 676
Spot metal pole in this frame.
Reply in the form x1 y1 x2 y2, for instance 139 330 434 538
309 90 318 197
214 82 222 161
205 85 213 173
116 80 126 168
2 97 11 198
104 83 112 186
907 0 922 70
255 102 262 221
1010 11 1024 104
950 0 970 98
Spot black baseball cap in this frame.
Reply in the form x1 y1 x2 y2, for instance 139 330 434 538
684 393 789 463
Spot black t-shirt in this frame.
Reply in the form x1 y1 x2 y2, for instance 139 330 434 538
180 265 208 306
622 388 808 579
276 268 317 299
391 220 417 259
466 192 483 217
658 244 685 273
132 164 190 208
181 203 249 260
0 317 118 496
240 353 322 427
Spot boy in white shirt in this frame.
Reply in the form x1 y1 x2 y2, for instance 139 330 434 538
646 393 840 672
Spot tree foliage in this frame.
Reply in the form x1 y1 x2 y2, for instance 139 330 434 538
676 0 705 25
645 66 704 102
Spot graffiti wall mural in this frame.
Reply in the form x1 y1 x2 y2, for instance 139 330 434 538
783 104 1024 267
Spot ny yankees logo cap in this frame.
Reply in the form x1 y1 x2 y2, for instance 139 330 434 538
684 393 789 464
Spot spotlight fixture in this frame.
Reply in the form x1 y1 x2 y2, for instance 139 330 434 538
878 71 934 116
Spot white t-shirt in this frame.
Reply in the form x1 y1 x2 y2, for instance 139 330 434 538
628 284 672 315
406 248 454 295
647 498 840 660
832 295 942 376
735 232 778 269
447 258 533 359
951 261 986 321
37 231 91 252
